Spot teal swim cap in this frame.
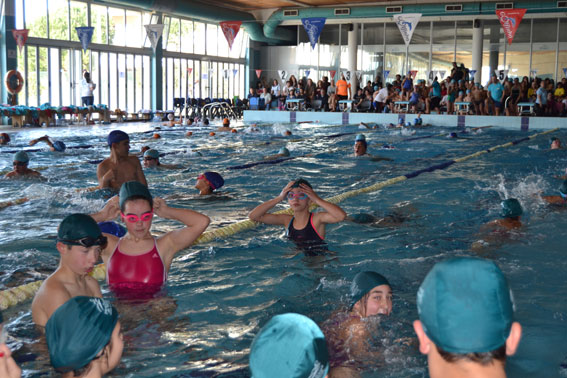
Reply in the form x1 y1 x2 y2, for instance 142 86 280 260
57 214 102 244
560 180 567 196
350 271 391 309
13 151 29 163
53 141 66 152
144 149 160 159
355 134 366 142
500 198 523 218
291 178 312 189
250 313 329 378
278 147 290 157
417 257 514 354
550 137 558 144
119 181 152 209
45 296 118 372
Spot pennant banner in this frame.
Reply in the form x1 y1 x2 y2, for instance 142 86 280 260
393 13 422 46
255 69 262 79
75 27 94 52
409 70 418 79
12 29 29 53
496 9 526 45
355 70 363 81
145 24 164 53
219 21 242 50
305 70 311 78
342 70 351 81
187 67 193 75
438 70 446 79
469 69 477 78
301 17 326 50
233 69 238 76
495 69 509 81
223 69 230 80
384 70 390 80
278 70 287 81
202 73 208 80
329 70 336 80
530 69 538 78
428 70 436 80
563 68 567 77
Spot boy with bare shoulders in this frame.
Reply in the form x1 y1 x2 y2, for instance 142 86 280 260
97 130 147 190
32 214 107 327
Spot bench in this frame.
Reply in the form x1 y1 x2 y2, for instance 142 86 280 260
286 98 304 111
517 102 535 116
394 101 410 113
338 100 354 112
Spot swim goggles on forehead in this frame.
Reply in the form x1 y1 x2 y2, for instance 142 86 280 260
287 192 308 200
121 211 153 223
197 174 212 187
143 156 157 161
13 161 27 166
58 235 107 248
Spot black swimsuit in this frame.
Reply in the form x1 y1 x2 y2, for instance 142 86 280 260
287 213 327 254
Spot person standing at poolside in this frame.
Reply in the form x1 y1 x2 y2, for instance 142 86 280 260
91 181 209 298
248 178 346 253
4 151 41 178
413 257 522 378
336 73 351 101
81 71 96 124
97 130 147 191
32 214 107 327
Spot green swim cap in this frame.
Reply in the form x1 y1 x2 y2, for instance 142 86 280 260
355 134 366 142
57 214 102 243
45 296 118 372
417 257 514 354
119 181 152 210
500 198 523 218
144 149 160 159
250 313 329 378
278 147 290 157
13 151 29 163
560 180 567 196
350 271 390 309
291 178 312 189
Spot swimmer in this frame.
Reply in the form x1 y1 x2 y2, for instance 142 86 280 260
322 271 392 376
140 146 151 154
0 311 22 378
97 130 147 190
353 134 393 161
248 178 346 252
45 296 123 378
142 149 178 169
29 135 66 152
284 130 292 136
413 257 522 378
542 179 567 206
550 137 563 150
195 171 224 195
4 151 41 178
0 133 11 145
91 181 210 298
250 313 329 378
359 122 378 130
217 118 232 132
471 198 523 252
32 214 106 327
264 147 290 161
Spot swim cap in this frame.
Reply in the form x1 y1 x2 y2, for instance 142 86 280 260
449 132 458 138
0 133 10 143
53 141 66 152
350 271 391 309
223 118 230 126
405 121 412 127
413 118 420 125
501 198 523 218
13 151 29 163
278 147 290 157
57 214 102 243
204 172 224 190
291 178 312 189
119 181 152 209
250 313 329 378
107 130 129 146
466 89 471 94
355 134 366 142
459 91 464 96
167 113 174 121
550 137 558 144
144 149 160 159
417 257 514 354
97 221 126 237
560 180 567 196
46 296 118 372
204 118 209 125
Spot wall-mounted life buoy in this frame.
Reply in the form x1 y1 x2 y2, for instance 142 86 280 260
5 70 24 95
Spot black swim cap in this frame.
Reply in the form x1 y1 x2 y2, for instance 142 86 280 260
291 178 312 189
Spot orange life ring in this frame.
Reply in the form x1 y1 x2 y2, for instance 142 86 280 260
5 70 24 95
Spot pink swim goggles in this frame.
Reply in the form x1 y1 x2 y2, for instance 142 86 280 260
121 211 153 223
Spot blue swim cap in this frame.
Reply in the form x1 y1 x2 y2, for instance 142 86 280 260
414 118 420 125
204 172 224 190
449 132 458 138
355 134 366 142
501 198 523 218
405 121 412 127
53 141 66 152
278 147 290 157
97 221 126 237
14 151 29 163
459 91 464 96
144 149 160 159
107 130 129 147
466 89 471 94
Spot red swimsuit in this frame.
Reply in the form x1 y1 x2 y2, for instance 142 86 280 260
107 238 167 298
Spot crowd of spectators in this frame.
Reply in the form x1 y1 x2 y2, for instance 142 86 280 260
248 63 567 117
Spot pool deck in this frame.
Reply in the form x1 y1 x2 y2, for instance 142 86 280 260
244 110 567 131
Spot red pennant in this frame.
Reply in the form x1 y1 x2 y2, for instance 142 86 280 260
496 9 526 45
12 29 29 53
330 70 336 80
410 70 418 79
255 69 262 79
187 67 193 75
219 21 242 50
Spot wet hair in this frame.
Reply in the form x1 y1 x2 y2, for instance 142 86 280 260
437 344 507 365
120 195 153 213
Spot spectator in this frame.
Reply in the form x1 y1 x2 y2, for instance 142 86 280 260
353 88 364 110
336 73 351 101
259 88 272 109
270 79 280 98
315 88 329 111
328 80 337 111
535 80 547 116
487 75 505 116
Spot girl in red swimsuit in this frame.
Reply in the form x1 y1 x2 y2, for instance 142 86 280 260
92 181 210 298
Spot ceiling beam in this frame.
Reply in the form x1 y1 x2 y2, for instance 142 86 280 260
282 0 311 7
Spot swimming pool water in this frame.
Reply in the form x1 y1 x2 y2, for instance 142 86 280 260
1 121 566 377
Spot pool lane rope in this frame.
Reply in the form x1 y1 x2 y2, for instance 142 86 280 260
0 127 558 310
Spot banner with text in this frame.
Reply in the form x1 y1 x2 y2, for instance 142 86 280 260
301 17 326 50
12 29 29 53
496 9 526 45
145 24 164 53
219 21 242 50
76 27 94 52
393 13 421 46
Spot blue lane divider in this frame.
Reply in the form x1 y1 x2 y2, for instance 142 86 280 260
227 157 297 170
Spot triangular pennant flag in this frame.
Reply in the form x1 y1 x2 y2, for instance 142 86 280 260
219 21 242 50
393 13 422 46
355 70 363 81
428 70 437 80
209 68 214 73
469 69 477 78
409 70 418 79
439 70 446 78
329 70 336 80
341 70 351 81
563 68 567 77
12 29 29 53
496 9 526 45
145 24 164 53
495 69 508 81
232 69 238 76
278 70 287 81
530 69 538 78
202 73 208 80
305 70 311 78
384 70 390 80
223 69 229 80
255 69 262 79
75 27 94 52
187 67 193 75
301 17 326 50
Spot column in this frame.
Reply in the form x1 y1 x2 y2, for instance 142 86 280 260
2 0 18 105
488 24 500 80
472 19 483 83
348 22 358 97
151 14 163 111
